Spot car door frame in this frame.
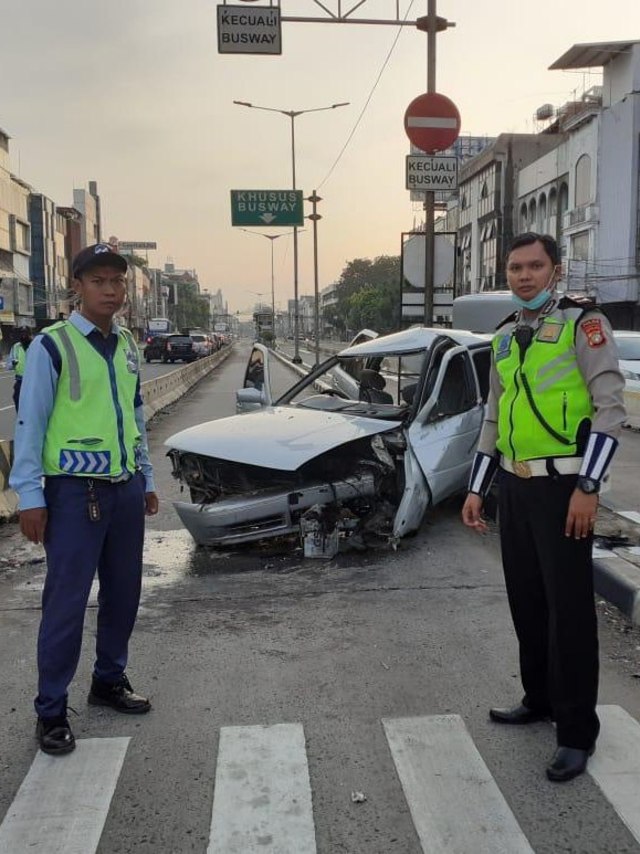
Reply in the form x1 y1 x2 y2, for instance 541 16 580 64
408 344 484 508
236 343 274 413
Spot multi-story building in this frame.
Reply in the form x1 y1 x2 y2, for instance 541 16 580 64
0 127 34 337
443 133 564 297
73 181 102 248
29 193 58 323
517 39 640 327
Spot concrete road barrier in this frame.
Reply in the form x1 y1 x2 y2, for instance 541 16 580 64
0 346 234 520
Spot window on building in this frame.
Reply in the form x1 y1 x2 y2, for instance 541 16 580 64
528 198 537 230
559 182 569 222
575 155 592 208
538 193 547 231
549 187 557 216
571 231 590 262
520 203 528 231
480 221 497 289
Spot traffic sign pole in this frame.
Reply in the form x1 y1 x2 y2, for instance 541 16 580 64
425 0 437 328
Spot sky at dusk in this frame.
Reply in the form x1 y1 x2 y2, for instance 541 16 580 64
1 0 640 313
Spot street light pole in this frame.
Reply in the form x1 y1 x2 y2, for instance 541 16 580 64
233 99 349 362
238 227 297 343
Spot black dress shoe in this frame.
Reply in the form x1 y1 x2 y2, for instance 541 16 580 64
88 674 151 714
36 716 76 755
546 745 595 782
489 703 551 725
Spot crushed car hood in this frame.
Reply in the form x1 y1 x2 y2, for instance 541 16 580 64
165 406 400 471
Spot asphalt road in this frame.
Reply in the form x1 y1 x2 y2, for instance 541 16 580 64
1 346 640 853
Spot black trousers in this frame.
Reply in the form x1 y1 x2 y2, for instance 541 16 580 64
498 470 599 749
12 377 22 412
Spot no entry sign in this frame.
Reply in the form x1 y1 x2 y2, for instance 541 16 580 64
404 92 461 154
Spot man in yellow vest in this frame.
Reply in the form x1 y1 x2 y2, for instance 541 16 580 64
10 243 159 756
8 326 32 410
462 232 626 782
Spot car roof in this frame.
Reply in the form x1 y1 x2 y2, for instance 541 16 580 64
338 326 491 357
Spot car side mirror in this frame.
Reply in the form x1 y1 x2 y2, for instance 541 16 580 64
236 387 265 405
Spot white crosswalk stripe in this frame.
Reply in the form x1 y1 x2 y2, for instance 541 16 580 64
208 723 316 854
589 705 640 842
383 714 535 853
1 708 640 853
0 737 130 854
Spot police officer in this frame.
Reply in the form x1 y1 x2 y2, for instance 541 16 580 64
10 243 159 756
8 326 32 411
462 232 626 782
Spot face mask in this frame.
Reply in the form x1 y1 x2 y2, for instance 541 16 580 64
511 271 558 311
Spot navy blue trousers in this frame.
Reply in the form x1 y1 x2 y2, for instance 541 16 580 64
35 472 146 719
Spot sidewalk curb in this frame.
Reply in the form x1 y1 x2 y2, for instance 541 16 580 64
594 554 640 625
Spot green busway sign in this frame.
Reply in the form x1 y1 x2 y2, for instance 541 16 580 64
230 190 304 227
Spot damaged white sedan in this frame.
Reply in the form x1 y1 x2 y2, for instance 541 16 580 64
165 327 492 552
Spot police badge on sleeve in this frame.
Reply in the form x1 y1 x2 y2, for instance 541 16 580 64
580 318 606 348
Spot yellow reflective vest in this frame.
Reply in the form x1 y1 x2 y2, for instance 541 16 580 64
41 321 141 478
493 314 593 461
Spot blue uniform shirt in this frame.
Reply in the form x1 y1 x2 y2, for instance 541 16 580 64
10 311 156 510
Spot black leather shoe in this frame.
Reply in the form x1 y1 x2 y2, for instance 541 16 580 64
88 674 151 714
36 716 76 755
546 745 595 782
489 703 551 725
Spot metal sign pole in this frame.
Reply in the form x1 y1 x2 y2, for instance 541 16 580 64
307 191 322 365
424 0 437 328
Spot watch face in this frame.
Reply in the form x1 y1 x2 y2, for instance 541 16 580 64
578 477 599 494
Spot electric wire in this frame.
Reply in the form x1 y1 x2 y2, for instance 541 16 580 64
316 0 417 191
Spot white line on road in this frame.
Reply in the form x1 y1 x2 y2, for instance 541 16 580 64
0 405 14 412
0 737 130 854
590 705 640 844
383 714 534 854
208 723 316 854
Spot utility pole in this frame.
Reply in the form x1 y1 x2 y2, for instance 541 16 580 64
307 191 322 365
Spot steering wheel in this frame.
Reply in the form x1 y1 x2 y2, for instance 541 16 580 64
319 388 349 399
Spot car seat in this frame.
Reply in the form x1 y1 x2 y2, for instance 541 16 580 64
359 369 394 404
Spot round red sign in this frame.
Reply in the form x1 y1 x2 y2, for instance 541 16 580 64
404 92 461 154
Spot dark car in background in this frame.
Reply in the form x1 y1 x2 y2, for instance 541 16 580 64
144 333 196 364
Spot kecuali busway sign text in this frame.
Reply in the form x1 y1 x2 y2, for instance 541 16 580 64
231 190 304 227
217 5 281 55
406 155 458 191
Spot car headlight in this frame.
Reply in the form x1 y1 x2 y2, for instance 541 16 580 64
621 368 640 381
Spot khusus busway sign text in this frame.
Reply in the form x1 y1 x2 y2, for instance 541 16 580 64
230 190 304 227
217 5 282 55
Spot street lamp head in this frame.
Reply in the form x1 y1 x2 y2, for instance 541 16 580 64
331 102 350 108
233 100 253 107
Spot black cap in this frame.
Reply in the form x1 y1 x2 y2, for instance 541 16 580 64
72 244 128 278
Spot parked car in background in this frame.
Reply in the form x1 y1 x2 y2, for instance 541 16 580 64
190 333 213 358
613 330 640 391
144 333 195 364
166 327 492 550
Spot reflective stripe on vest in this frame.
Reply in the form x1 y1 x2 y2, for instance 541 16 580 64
42 322 141 477
493 316 593 461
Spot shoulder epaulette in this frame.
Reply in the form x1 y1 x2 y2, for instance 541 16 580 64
558 295 597 311
495 311 518 330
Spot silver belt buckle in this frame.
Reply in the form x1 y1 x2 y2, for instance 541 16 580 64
512 460 532 478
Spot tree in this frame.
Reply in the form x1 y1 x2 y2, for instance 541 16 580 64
334 255 400 335
170 281 210 331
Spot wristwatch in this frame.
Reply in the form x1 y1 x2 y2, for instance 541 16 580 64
577 476 600 495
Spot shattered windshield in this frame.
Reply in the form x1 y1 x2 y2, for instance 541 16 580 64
280 350 428 414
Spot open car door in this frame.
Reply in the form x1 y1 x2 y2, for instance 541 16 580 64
236 343 273 413
408 344 484 507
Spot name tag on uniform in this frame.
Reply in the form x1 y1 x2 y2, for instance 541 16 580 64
536 322 563 344
495 334 512 361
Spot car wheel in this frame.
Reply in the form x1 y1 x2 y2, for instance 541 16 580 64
162 356 168 363
145 355 151 363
